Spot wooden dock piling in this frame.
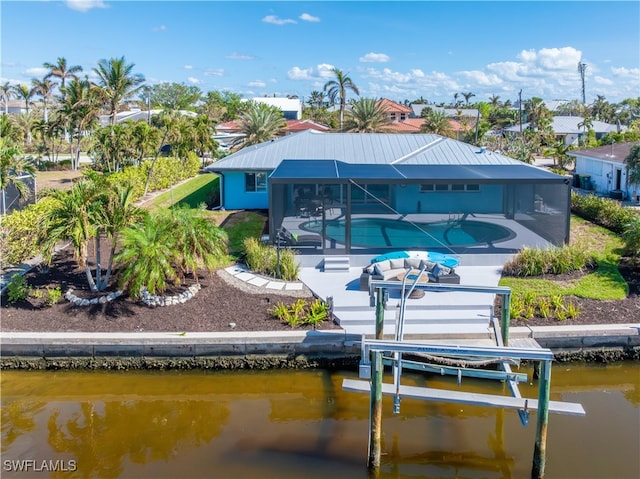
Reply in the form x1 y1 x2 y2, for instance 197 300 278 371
532 360 552 478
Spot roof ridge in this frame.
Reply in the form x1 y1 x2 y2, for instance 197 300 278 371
391 136 446 164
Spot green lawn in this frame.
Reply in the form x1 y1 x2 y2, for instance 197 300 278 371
499 215 628 300
147 173 219 209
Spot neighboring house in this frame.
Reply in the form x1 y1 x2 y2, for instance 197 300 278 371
248 97 302 120
214 119 330 149
377 99 412 122
504 116 622 146
410 104 479 120
569 142 639 200
204 130 570 255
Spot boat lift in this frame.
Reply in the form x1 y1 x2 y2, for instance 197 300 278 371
343 274 586 478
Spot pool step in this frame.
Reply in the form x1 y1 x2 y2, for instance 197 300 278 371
323 256 350 272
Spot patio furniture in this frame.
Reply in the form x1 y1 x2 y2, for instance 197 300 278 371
359 257 460 291
396 269 428 298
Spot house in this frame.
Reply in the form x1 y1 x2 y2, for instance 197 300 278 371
248 97 302 120
204 131 570 255
504 116 621 146
214 119 330 149
569 142 639 200
377 99 412 122
98 108 197 127
410 104 480 120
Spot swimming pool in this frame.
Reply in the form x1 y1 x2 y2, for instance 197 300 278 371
302 217 514 248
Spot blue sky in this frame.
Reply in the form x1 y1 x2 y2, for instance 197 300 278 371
2 0 639 105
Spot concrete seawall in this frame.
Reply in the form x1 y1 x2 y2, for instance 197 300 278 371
1 324 639 369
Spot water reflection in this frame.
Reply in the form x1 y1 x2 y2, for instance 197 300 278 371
1 364 638 479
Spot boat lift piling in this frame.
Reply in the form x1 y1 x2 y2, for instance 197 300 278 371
354 280 584 478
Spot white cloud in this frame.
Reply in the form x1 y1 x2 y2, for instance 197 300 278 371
184 65 193 70
593 76 614 86
152 25 167 32
65 0 107 12
203 69 224 77
611 66 640 79
459 70 503 87
26 67 49 77
262 15 296 25
359 52 390 63
187 77 200 84
299 13 320 22
248 80 266 88
226 52 256 61
287 64 334 81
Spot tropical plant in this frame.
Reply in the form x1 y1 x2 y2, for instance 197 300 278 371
461 91 475 106
93 56 145 124
30 78 55 123
6 274 30 304
420 108 453 137
626 143 640 187
11 84 35 113
622 215 640 259
323 67 360 130
0 81 14 115
237 101 286 147
543 139 573 169
43 57 82 100
0 138 35 202
343 98 390 132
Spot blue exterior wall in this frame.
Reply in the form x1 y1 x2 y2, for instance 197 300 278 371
393 184 504 214
222 171 270 210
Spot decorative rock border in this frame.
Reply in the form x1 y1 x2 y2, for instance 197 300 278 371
65 289 123 306
140 284 201 307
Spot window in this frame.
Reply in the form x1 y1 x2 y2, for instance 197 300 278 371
420 183 480 192
435 184 449 191
419 184 434 192
245 172 267 192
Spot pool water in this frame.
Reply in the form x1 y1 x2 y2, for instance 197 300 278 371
303 218 514 248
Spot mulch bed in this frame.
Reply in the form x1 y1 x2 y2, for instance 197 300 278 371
1 247 638 332
0 247 341 333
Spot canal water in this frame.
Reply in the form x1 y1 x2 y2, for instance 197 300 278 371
1 362 639 479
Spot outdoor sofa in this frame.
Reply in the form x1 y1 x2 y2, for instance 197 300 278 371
360 257 460 291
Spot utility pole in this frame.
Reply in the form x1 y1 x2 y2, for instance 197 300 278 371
518 90 523 135
578 62 587 104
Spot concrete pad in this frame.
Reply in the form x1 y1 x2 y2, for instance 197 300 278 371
285 283 303 291
248 277 270 287
266 281 285 290
224 265 247 275
235 272 255 282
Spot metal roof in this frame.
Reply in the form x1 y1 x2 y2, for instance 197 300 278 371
504 116 621 134
205 130 525 173
568 142 636 164
269 159 566 183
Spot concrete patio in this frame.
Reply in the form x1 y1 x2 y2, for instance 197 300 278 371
297 253 514 340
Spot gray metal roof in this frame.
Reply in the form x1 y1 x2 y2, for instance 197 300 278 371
568 142 636 164
204 130 524 173
270 159 566 183
504 116 621 134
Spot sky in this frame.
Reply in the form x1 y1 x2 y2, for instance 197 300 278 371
1 0 639 105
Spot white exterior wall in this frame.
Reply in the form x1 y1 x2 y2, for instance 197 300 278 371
575 156 636 200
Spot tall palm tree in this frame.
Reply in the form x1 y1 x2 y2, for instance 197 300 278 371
462 91 476 106
578 114 594 146
12 84 35 113
43 57 83 98
489 95 501 108
60 78 100 170
31 78 55 123
0 82 14 115
343 98 390 132
0 138 35 208
238 102 286 147
323 67 359 130
93 56 145 124
12 111 38 146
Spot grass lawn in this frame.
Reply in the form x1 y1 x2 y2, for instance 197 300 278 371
499 215 628 300
35 169 84 190
146 173 219 209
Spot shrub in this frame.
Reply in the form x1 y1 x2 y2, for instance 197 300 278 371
270 298 329 328
622 216 640 259
242 237 299 281
503 244 593 277
6 274 30 304
571 192 639 234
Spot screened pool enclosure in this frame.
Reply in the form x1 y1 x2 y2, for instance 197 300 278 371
268 160 571 255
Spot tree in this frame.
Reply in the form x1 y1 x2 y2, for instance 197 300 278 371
0 138 35 203
190 114 217 165
489 95 501 108
31 78 55 123
198 90 244 123
115 207 228 297
343 98 390 132
93 56 145 124
578 115 594 146
420 108 453 137
148 82 202 111
0 82 14 116
237 101 286 147
12 84 35 113
543 139 572 169
43 57 82 99
626 143 640 189
60 78 100 170
462 91 475 106
323 67 359 130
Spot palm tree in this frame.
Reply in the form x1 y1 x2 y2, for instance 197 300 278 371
0 138 35 211
462 91 476 106
238 102 286 147
12 111 38 146
343 98 390 132
60 78 100 170
43 57 83 98
323 67 359 130
129 120 161 166
190 114 216 166
0 82 14 116
93 56 145 124
578 114 594 146
420 108 453 137
625 143 640 188
543 139 572 169
12 84 35 113
307 90 325 109
489 95 501 108
31 78 55 123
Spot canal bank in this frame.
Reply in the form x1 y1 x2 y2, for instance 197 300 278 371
1 323 639 369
